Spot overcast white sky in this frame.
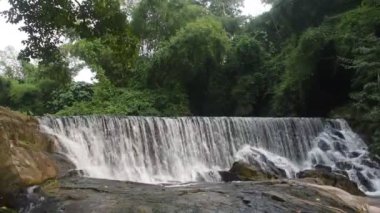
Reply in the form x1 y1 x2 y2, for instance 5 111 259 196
0 0 271 82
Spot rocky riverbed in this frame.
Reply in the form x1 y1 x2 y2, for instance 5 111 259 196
12 177 371 213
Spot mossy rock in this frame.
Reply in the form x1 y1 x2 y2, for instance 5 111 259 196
41 179 60 196
229 161 276 181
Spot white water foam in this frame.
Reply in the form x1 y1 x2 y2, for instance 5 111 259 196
39 116 380 195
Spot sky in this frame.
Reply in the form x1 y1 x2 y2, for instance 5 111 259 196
0 0 271 82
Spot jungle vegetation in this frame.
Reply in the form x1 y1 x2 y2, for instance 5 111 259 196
0 0 379 152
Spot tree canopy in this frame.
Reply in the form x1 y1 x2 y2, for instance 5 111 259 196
1 0 380 152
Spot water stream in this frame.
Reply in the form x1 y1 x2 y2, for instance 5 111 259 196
39 116 380 195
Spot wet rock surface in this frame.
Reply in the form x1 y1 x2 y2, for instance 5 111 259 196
357 171 376 192
26 177 369 213
220 160 286 182
297 169 364 196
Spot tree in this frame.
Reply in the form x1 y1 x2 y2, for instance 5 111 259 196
0 46 23 79
147 17 230 114
4 0 129 60
132 0 207 52
4 0 137 86
225 35 272 115
196 0 244 17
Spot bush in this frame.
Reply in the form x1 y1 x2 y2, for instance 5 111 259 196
0 77 11 106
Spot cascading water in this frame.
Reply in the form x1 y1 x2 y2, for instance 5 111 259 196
39 116 380 195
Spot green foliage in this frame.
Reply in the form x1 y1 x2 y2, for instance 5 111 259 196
223 35 274 115
0 207 17 213
273 28 331 115
4 0 129 61
9 81 42 115
147 17 230 114
0 76 74 115
336 34 380 153
196 0 244 17
57 80 189 116
67 32 139 86
0 77 11 106
132 0 207 51
2 0 380 154
47 82 94 113
362 0 380 6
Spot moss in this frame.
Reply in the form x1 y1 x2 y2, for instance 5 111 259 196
0 207 17 213
229 162 274 181
41 179 60 196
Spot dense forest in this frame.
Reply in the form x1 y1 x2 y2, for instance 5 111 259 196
0 0 379 151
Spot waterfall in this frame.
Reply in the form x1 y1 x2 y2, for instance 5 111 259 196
39 116 380 195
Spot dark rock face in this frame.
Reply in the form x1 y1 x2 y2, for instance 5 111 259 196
297 169 364 196
229 161 275 181
314 165 333 173
362 159 380 169
220 159 286 182
334 142 348 153
357 171 376 192
51 153 76 178
218 171 240 182
318 140 331 151
26 177 368 213
332 130 345 140
349 152 361 158
336 161 353 170
238 148 288 179
65 170 85 178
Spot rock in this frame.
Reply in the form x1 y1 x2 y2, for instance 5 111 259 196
332 130 345 139
297 169 364 196
349 152 361 158
362 159 380 169
228 161 276 181
218 171 240 182
367 171 375 180
333 170 349 179
314 164 332 173
241 148 287 178
357 171 376 192
336 161 353 170
318 140 331 151
65 169 85 178
24 177 369 213
51 153 75 178
333 142 348 153
0 107 58 195
221 153 287 182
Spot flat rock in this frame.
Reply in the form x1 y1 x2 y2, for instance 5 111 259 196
24 177 369 213
297 169 364 196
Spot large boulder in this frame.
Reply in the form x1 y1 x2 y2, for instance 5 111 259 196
0 107 58 195
297 169 365 196
220 147 288 182
220 161 281 182
239 148 288 178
